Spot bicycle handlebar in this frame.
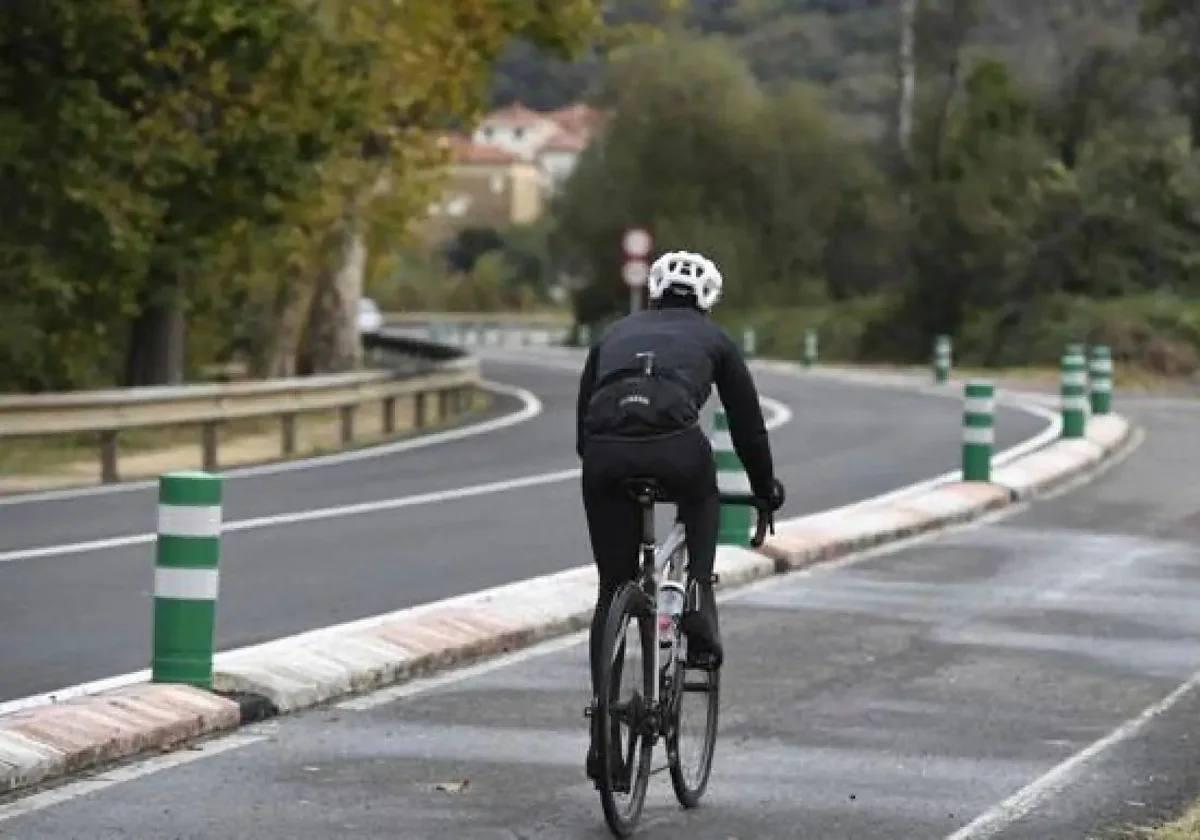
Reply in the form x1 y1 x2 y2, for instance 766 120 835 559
717 493 775 549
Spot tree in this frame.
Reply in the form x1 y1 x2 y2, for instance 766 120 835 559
0 1 370 387
292 0 601 375
554 36 899 323
896 0 919 167
1142 0 1200 147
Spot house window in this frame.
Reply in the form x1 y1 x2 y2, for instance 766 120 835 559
514 127 525 140
482 126 494 139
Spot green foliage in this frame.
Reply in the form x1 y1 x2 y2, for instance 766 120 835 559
0 0 602 391
550 6 1199 376
555 37 901 324
0 0 369 389
1142 0 1200 146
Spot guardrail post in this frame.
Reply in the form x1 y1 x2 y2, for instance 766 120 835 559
1061 345 1088 439
99 430 119 483
438 389 449 422
1089 345 1113 415
742 327 757 358
934 335 952 384
962 381 994 482
415 392 427 429
280 413 297 456
579 324 591 347
382 397 396 435
340 405 355 445
712 410 752 546
153 471 222 688
803 328 818 369
200 422 219 472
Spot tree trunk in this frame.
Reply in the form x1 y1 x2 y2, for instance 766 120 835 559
297 169 389 375
264 266 314 378
124 279 186 386
897 0 918 168
300 221 366 374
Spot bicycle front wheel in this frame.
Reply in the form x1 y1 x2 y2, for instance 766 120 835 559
596 582 655 837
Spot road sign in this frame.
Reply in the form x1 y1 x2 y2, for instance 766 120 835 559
622 259 649 288
623 228 651 258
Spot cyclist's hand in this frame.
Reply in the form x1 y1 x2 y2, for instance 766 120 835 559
766 478 786 512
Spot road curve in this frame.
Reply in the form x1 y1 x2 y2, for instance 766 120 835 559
0 353 1043 702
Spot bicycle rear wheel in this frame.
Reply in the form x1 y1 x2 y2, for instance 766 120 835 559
596 582 655 837
667 586 720 807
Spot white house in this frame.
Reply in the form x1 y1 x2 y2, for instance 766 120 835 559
471 101 605 193
471 102 560 163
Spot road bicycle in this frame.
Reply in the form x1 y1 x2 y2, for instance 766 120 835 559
587 479 772 836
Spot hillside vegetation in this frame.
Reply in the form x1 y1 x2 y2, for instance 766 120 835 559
497 0 1200 374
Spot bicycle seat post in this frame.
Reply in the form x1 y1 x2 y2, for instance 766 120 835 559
639 492 655 554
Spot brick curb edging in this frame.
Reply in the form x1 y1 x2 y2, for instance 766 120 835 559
0 414 1134 799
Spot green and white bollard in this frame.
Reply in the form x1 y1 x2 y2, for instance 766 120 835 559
962 381 994 482
1061 346 1088 439
803 328 818 368
578 324 592 347
934 335 952 384
1089 345 1113 415
153 471 222 688
742 327 757 358
712 411 751 546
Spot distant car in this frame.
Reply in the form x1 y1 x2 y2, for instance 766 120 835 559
357 297 383 335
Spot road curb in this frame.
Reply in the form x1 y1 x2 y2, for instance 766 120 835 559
0 685 238 795
0 413 1133 799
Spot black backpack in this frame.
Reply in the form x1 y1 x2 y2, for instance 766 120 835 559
583 352 700 438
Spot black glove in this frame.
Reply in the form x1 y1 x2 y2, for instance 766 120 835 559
765 477 786 512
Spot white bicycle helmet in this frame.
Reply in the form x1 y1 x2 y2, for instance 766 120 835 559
647 250 723 311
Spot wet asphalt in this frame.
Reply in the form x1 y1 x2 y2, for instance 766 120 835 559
3 394 1199 837
0 354 1043 703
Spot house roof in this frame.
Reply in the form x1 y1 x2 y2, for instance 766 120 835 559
540 128 589 154
480 101 554 129
546 104 604 137
440 134 522 165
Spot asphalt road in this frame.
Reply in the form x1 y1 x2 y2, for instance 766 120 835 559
7 398 1198 839
0 352 1042 703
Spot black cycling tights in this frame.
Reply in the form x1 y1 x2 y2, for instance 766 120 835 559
581 426 720 696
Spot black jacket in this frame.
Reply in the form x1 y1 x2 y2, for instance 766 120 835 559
575 304 776 499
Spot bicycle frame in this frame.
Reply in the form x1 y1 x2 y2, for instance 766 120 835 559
637 503 689 709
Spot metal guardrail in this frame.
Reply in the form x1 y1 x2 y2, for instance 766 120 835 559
0 332 481 484
383 315 570 349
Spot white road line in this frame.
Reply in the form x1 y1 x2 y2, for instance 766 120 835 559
0 395 791 566
0 379 541 507
0 394 793 715
0 470 581 564
0 733 266 824
944 666 1200 840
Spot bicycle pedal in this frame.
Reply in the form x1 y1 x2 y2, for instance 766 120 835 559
709 574 720 585
583 706 594 719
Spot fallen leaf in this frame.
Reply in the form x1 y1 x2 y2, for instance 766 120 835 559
434 779 470 793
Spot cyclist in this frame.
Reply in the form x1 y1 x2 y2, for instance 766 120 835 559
576 249 784 783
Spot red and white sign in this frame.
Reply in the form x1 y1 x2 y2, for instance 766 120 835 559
622 227 652 289
622 228 652 259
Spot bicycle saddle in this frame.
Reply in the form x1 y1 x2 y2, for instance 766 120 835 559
621 477 673 504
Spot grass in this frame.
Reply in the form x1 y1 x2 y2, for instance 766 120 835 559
1130 801 1200 839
